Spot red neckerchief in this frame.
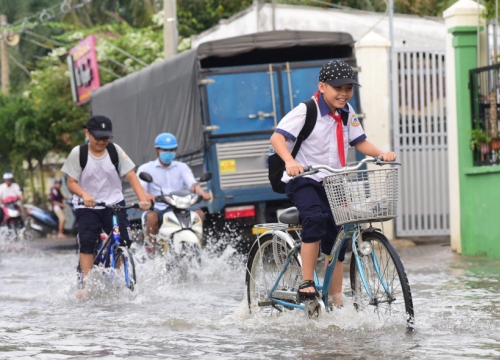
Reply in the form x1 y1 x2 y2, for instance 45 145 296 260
314 91 345 167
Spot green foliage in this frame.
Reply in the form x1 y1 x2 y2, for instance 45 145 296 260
177 0 253 38
470 127 491 151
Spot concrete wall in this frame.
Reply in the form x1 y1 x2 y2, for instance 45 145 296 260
444 0 487 254
355 32 395 240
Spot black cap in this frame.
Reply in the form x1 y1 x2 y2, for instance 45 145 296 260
319 60 360 87
84 115 113 138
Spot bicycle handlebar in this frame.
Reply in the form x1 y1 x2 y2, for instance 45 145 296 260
296 157 400 178
77 200 145 210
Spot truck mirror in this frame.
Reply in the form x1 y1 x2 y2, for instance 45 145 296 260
138 172 153 183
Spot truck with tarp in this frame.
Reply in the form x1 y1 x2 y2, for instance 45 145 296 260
90 30 362 241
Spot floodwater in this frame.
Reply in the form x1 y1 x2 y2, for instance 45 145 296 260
1 230 500 360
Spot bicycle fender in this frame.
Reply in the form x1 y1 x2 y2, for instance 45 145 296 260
253 229 302 267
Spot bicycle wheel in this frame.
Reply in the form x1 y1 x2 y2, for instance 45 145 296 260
245 232 301 316
349 231 414 329
113 247 137 291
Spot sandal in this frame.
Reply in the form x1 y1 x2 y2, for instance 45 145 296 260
296 280 319 303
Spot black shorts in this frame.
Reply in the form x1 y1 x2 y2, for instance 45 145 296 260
285 177 348 261
75 200 131 254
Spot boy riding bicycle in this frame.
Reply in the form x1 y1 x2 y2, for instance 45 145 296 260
61 115 153 298
270 60 396 307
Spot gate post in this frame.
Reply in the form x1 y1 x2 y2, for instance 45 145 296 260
444 0 487 255
355 32 395 240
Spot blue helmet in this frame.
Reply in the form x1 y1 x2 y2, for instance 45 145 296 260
155 133 178 149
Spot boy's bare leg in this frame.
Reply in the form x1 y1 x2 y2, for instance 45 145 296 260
300 242 320 292
325 255 344 306
77 253 94 299
146 211 160 254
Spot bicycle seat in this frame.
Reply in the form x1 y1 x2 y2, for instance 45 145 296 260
278 207 300 225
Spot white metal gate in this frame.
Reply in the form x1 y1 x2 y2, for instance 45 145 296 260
391 48 449 237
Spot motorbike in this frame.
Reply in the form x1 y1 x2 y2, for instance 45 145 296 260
1 195 24 234
23 199 77 239
138 171 212 269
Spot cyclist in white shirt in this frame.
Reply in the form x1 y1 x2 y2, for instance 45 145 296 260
271 60 396 308
62 115 153 298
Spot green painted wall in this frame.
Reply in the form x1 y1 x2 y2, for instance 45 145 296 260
451 26 500 258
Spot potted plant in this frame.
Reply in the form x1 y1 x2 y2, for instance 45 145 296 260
470 128 491 162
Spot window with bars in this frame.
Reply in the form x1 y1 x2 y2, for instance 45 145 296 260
470 64 500 166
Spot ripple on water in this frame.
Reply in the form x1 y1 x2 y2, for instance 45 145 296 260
1 236 500 358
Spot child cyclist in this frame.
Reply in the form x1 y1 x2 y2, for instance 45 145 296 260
62 115 153 298
270 60 396 307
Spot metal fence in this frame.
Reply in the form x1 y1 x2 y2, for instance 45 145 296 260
391 48 449 237
469 63 500 166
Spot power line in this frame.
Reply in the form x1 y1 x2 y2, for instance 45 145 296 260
22 36 55 50
98 64 121 79
24 29 67 47
8 54 31 76
4 0 93 39
94 35 149 67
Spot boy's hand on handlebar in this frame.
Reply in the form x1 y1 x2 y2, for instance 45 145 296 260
139 193 155 211
144 192 156 203
81 193 96 208
138 201 152 211
380 151 397 162
285 159 304 176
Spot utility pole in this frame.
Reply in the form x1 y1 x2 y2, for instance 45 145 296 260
164 0 177 59
0 14 9 94
271 0 276 31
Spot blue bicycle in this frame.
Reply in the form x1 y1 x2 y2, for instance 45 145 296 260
245 158 414 329
77 201 142 291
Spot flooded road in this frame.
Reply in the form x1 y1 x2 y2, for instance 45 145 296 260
1 233 500 359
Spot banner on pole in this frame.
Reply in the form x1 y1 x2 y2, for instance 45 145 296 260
67 35 100 105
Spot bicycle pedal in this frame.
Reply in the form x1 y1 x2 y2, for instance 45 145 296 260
257 300 273 307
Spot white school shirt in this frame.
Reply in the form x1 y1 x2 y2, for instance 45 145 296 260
137 159 197 211
274 93 366 183
0 183 22 201
61 143 136 209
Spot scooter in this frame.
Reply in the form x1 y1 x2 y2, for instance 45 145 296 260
1 195 24 233
23 199 77 239
138 171 212 268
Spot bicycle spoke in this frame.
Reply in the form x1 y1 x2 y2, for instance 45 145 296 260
350 231 414 329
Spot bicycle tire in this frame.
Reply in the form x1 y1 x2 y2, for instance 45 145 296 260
245 232 301 316
114 247 137 291
349 231 414 329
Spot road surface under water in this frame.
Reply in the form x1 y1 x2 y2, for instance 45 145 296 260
1 230 499 359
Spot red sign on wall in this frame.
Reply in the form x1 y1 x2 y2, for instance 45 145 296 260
67 35 100 105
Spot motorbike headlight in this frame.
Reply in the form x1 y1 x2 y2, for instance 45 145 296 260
359 241 373 256
172 195 191 209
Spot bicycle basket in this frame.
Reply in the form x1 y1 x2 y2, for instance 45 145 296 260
323 166 399 225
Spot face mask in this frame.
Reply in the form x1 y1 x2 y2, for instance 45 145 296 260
159 151 176 164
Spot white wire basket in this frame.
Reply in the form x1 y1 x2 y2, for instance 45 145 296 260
323 166 399 225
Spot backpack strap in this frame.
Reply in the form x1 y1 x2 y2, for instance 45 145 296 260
340 109 349 126
106 143 120 174
79 144 88 171
291 98 318 158
79 143 120 174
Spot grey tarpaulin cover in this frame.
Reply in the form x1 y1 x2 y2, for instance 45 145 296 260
90 31 354 165
91 49 202 165
196 30 353 59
